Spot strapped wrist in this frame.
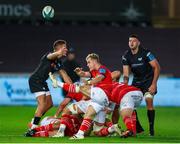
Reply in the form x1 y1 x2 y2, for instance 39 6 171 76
87 80 91 85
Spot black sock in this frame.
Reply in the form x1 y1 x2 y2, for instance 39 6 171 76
147 110 155 132
134 110 144 132
33 117 41 125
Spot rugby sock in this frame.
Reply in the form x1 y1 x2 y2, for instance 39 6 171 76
33 117 41 125
77 118 92 135
33 131 49 137
147 110 155 135
95 124 116 136
34 124 53 131
107 125 116 133
123 112 136 135
96 128 109 136
134 110 144 133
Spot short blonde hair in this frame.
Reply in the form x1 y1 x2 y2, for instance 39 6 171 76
86 53 100 62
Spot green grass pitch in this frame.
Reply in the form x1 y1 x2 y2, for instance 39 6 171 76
0 106 180 143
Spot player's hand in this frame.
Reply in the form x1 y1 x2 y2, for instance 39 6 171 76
49 72 58 88
74 67 83 75
82 79 91 85
148 83 157 95
104 107 112 114
55 48 64 56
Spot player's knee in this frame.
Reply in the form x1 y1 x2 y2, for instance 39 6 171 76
120 108 134 119
144 92 154 100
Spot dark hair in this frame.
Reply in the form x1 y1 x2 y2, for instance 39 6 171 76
53 40 67 50
129 34 139 40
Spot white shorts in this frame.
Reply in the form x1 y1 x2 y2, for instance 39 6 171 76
34 91 51 98
76 100 104 114
40 117 60 126
120 90 143 111
75 100 106 123
94 110 106 124
90 87 109 107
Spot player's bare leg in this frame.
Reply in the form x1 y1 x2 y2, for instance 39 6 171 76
43 95 53 114
112 105 120 124
31 94 47 129
54 97 71 118
70 105 96 139
145 93 155 136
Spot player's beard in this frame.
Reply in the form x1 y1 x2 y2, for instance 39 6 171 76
130 45 138 52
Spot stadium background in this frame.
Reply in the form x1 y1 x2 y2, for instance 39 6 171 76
0 0 180 143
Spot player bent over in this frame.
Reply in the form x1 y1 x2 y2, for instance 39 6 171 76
60 100 122 138
49 73 143 138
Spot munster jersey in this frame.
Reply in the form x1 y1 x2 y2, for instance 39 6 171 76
90 65 112 86
60 114 82 136
110 82 140 104
122 47 156 93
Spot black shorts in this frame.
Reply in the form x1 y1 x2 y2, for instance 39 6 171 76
29 76 49 93
132 78 157 95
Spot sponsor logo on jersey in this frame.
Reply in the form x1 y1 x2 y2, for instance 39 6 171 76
132 63 143 67
138 57 142 61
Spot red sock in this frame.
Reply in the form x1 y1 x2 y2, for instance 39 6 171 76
79 118 92 133
105 121 113 127
123 112 136 135
34 124 53 131
63 83 76 93
132 111 136 134
33 131 49 137
95 128 109 136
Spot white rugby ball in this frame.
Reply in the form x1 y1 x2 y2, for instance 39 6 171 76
42 6 54 20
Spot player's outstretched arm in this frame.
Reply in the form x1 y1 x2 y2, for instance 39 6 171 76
49 72 79 92
74 67 91 77
47 50 63 60
49 72 91 98
58 69 73 84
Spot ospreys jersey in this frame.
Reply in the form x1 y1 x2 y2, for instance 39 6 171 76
30 53 64 82
122 48 156 92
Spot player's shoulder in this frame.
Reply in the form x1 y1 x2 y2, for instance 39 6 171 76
122 50 131 62
40 52 50 60
123 49 131 56
140 47 151 55
99 65 107 69
99 65 111 73
122 49 131 59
